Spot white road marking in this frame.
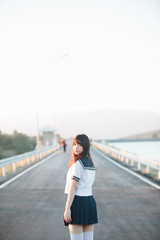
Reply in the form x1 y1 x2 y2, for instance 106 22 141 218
0 150 59 189
93 147 160 190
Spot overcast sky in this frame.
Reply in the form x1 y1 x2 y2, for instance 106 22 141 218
0 0 160 120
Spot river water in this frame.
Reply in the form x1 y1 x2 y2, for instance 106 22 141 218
107 141 160 163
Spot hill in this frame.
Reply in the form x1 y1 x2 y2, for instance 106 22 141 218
122 129 160 140
0 109 160 139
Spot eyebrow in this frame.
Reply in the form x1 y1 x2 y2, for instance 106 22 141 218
74 140 81 145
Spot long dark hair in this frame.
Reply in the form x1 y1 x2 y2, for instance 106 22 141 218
69 134 94 167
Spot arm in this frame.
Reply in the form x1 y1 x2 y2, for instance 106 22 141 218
64 180 78 223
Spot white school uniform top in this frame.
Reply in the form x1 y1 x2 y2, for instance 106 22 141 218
64 157 96 196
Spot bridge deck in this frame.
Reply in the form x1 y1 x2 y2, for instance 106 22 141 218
0 144 160 240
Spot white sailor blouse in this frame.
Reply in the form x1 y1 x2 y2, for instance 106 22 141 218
64 157 96 196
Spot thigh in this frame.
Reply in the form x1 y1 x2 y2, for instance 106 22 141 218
69 224 83 234
83 225 94 232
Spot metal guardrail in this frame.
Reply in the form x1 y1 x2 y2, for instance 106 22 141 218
0 144 59 178
92 141 160 180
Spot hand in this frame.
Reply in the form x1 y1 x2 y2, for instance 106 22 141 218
64 208 72 223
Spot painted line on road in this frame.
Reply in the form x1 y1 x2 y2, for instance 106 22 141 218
0 150 59 189
93 147 160 190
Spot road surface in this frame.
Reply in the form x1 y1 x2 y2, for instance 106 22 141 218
0 143 160 240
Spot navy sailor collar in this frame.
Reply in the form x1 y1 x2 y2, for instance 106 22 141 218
78 157 96 170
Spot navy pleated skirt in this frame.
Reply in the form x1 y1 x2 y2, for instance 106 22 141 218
69 195 98 225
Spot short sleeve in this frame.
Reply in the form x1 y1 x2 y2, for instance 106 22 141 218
71 161 84 182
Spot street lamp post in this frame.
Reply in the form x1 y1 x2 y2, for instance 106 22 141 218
35 70 40 150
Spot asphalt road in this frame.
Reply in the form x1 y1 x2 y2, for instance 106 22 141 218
0 143 160 240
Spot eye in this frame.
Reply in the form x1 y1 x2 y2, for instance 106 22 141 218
73 141 82 147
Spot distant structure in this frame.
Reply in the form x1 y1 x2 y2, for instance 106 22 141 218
40 125 56 146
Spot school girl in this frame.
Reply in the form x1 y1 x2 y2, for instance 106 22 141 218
64 134 98 240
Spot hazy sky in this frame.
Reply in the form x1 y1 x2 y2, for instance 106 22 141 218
0 0 160 119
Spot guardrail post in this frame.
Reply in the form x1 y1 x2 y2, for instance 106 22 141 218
12 163 16 172
131 160 134 166
137 162 141 170
32 155 35 162
145 166 150 174
121 156 124 162
2 167 6 177
125 158 128 164
21 160 24 167
158 171 160 180
27 157 30 165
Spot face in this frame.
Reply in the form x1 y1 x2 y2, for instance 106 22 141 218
73 142 83 155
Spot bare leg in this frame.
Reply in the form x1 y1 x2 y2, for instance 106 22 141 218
83 225 94 232
69 225 83 240
83 225 94 240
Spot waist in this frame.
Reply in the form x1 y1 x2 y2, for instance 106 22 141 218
75 188 92 196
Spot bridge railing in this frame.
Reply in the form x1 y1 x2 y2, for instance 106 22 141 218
92 141 160 180
0 144 59 178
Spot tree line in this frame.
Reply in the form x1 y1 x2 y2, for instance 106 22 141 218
0 130 36 160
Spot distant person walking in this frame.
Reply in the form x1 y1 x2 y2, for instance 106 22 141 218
64 134 98 240
63 140 67 152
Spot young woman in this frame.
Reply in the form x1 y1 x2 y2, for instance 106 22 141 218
64 134 98 240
